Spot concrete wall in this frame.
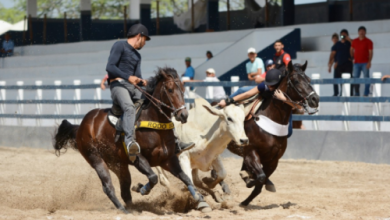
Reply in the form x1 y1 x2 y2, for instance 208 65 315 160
283 130 390 164
0 126 54 149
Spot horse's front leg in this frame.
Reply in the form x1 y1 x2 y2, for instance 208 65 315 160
131 154 158 195
163 155 212 213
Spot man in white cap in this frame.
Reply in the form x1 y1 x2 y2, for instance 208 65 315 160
183 68 226 99
246 47 264 81
230 47 264 97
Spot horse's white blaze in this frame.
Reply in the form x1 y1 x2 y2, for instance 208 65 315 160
157 98 247 188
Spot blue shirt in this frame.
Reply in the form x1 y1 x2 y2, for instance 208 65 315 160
331 41 351 65
2 40 14 55
106 41 142 81
246 57 265 74
183 66 195 79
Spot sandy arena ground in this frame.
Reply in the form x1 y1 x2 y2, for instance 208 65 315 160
0 146 390 220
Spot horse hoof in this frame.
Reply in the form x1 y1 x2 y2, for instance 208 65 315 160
239 201 249 207
197 201 212 213
131 183 144 193
120 207 129 214
265 184 276 192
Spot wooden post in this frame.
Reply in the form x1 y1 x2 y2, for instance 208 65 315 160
227 0 230 30
191 0 194 32
156 0 160 35
64 12 68 43
43 14 47 44
22 15 27 45
124 6 127 38
28 15 33 44
349 0 353 21
265 0 269 27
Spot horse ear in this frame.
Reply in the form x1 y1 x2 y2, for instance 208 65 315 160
287 60 294 73
202 105 224 118
301 60 308 72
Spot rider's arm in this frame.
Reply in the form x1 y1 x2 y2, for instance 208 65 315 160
232 87 259 102
105 42 128 80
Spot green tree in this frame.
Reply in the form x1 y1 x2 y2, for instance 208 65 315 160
0 2 25 23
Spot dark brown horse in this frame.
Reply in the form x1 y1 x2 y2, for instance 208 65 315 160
227 61 319 206
53 68 205 213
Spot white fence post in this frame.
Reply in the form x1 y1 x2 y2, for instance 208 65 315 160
54 80 62 124
372 72 382 131
204 77 214 100
94 79 102 109
35 80 42 126
341 73 351 131
231 76 239 95
73 80 81 123
311 74 320 130
182 77 190 109
16 81 24 126
0 81 6 125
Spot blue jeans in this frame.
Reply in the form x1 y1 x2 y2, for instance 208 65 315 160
352 63 370 96
230 86 255 98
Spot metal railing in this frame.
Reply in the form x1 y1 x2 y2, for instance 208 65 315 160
0 73 389 130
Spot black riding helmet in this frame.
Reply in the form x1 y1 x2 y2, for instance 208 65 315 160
265 69 283 86
127 23 151 41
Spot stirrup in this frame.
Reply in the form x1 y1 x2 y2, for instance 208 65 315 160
127 141 140 162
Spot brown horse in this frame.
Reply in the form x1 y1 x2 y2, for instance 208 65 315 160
53 68 205 213
227 61 320 206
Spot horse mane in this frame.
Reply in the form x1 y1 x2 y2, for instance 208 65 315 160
145 67 179 94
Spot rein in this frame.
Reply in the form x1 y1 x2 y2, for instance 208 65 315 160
134 78 186 122
278 70 318 115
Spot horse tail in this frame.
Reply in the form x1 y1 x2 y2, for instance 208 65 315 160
53 119 79 156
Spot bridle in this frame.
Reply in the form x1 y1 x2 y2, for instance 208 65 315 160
279 69 318 115
134 76 186 121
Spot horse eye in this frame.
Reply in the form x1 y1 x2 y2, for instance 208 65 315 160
227 117 233 122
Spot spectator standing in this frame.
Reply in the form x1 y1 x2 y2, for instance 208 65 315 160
183 68 226 99
328 33 339 74
273 40 291 69
1 33 14 57
329 29 353 96
206 51 213 60
351 26 373 96
182 57 195 79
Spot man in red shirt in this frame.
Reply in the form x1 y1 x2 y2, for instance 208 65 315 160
350 26 373 96
273 40 291 70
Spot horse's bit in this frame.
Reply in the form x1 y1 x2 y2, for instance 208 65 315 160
283 70 318 115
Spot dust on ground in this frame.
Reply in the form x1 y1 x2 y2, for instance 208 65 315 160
0 146 390 220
